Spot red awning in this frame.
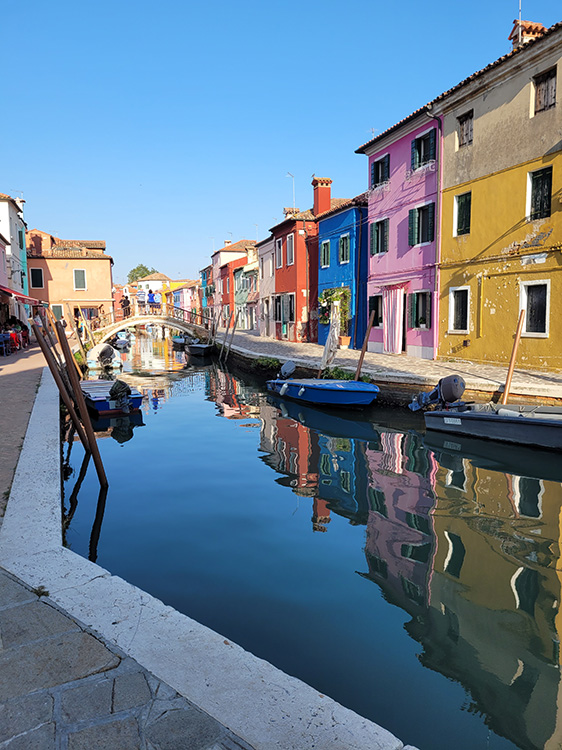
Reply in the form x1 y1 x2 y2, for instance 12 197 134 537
13 292 41 305
0 283 13 297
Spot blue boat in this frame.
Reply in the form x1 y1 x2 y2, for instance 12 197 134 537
266 377 379 407
80 379 144 415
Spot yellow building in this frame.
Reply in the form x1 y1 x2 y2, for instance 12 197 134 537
434 20 562 370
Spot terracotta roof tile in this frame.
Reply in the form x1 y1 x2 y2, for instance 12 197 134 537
138 272 171 281
315 192 369 221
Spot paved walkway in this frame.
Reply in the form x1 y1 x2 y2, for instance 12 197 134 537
219 329 562 401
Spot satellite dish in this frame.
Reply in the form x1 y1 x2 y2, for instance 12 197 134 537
280 360 296 379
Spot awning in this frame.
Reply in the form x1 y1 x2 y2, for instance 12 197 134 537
13 292 41 305
0 284 13 297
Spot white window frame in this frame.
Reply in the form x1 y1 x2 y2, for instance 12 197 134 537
339 233 350 265
448 285 470 334
519 279 550 338
73 268 87 291
453 192 471 237
370 294 383 328
275 238 283 269
526 166 552 221
411 289 431 329
29 267 44 288
412 200 435 247
286 233 294 266
320 240 330 268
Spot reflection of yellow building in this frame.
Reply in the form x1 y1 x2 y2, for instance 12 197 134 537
429 453 562 749
434 22 562 369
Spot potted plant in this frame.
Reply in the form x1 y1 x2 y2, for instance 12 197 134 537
318 287 351 347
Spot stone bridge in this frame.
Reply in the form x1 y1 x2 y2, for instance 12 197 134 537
94 313 210 345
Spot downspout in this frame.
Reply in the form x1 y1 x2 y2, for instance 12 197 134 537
302 218 310 342
426 105 442 360
353 203 363 349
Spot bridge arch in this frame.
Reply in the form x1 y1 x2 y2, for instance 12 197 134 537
95 314 209 345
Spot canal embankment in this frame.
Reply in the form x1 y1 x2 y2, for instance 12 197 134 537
218 329 562 405
0 351 419 749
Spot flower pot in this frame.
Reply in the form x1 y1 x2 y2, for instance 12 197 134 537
338 335 351 350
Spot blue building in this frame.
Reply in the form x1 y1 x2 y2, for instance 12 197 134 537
317 193 368 349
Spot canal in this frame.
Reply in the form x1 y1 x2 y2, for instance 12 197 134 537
62 333 562 750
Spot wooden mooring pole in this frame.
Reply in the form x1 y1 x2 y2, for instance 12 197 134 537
501 309 525 406
354 310 376 381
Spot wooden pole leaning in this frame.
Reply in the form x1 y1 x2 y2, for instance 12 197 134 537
354 310 376 381
224 310 239 363
501 308 525 406
56 322 108 488
32 323 91 453
65 303 88 360
219 313 233 362
45 307 82 382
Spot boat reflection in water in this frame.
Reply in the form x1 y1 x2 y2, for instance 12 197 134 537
265 398 562 750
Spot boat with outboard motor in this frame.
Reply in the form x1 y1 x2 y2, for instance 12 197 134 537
410 375 562 451
267 361 380 407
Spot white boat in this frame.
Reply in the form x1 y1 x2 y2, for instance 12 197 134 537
86 343 123 371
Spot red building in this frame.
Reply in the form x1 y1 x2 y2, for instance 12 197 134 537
270 177 346 342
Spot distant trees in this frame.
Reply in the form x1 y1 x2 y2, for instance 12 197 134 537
127 264 158 283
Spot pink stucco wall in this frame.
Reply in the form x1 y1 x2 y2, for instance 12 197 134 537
367 116 441 358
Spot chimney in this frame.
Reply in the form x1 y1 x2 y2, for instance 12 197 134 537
508 19 546 50
312 177 332 216
224 240 231 246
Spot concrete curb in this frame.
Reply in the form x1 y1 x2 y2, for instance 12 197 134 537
0 368 416 750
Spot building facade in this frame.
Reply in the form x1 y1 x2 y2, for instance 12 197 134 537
256 236 275 336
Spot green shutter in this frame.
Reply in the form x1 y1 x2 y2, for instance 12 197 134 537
370 223 376 255
425 292 432 329
408 294 415 328
383 155 390 182
408 209 417 246
382 219 388 253
370 161 375 187
428 203 435 242
428 129 436 161
411 139 417 170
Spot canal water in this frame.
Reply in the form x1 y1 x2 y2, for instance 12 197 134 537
63 334 562 750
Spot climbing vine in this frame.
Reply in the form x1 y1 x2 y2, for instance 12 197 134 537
318 287 351 334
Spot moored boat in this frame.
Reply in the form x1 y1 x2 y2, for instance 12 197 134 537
80 379 144 415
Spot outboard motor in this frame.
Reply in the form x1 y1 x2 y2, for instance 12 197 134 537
409 374 466 412
109 379 132 413
277 360 296 380
98 344 116 368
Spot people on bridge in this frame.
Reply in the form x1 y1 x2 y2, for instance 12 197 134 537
154 291 162 312
148 289 156 312
120 294 131 318
136 288 147 314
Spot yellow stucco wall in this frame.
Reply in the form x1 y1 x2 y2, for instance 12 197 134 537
439 151 562 370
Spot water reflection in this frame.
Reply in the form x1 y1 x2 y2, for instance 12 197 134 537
66 348 562 750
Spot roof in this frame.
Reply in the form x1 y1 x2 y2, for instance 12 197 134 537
315 192 369 221
356 20 562 154
269 199 350 232
0 193 24 212
211 239 256 257
138 272 171 281
27 246 114 262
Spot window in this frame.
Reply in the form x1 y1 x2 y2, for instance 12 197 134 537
275 294 294 323
370 154 390 187
528 166 552 220
320 240 330 268
368 294 383 327
454 192 471 236
260 258 264 279
521 280 549 335
401 543 431 564
409 291 431 329
444 532 465 579
18 229 24 249
449 287 469 332
286 233 294 266
275 238 283 268
370 219 388 255
534 68 556 113
73 269 86 290
457 111 473 147
368 486 387 517
339 234 350 264
226 277 230 294
29 268 43 288
51 304 63 321
408 203 435 245
405 512 430 536
411 129 436 170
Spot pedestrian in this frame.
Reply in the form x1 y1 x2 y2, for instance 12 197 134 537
154 290 162 313
120 294 131 319
148 289 155 312
136 288 147 314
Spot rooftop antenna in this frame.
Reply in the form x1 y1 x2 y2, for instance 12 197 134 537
286 172 295 209
518 0 522 46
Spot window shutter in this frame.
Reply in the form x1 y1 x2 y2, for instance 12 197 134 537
428 130 436 161
383 154 390 182
339 236 343 262
425 292 432 329
370 161 375 187
411 139 417 170
408 294 415 328
382 219 388 253
370 223 376 255
427 203 435 242
408 209 417 246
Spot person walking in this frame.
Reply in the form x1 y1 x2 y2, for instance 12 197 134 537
136 288 147 314
120 294 131 319
148 289 155 312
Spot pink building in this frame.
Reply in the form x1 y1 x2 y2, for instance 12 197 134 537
357 111 440 359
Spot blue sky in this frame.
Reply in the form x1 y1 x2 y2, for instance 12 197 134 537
4 0 560 283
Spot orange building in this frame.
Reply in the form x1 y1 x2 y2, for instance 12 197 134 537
26 229 113 322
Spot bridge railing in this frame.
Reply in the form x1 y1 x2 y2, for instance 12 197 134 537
92 301 213 332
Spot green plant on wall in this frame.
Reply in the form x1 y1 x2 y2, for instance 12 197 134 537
318 287 351 334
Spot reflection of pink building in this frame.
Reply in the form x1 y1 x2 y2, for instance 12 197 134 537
363 431 437 610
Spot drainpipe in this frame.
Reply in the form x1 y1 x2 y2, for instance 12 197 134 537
426 105 442 361
302 219 310 342
353 203 364 349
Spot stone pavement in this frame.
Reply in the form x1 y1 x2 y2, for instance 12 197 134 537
219 329 562 401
